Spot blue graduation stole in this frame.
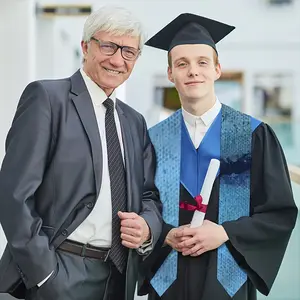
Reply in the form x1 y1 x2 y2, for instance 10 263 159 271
149 110 182 296
149 105 261 297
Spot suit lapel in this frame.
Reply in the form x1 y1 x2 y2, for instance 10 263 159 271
70 70 103 197
116 100 134 212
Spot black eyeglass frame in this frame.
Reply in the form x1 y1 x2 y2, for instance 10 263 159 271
90 37 141 61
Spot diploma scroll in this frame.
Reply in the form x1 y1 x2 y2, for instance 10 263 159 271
190 159 220 228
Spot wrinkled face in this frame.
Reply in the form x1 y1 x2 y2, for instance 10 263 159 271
81 31 140 95
168 44 221 103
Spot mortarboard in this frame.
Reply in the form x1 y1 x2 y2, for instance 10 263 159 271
145 13 235 55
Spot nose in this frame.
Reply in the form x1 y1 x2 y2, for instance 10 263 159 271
187 63 199 77
108 48 125 68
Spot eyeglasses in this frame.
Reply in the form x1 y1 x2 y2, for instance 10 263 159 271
90 37 140 61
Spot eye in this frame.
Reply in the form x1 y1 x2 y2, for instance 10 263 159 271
102 44 114 50
199 61 208 66
123 48 137 59
177 62 187 67
100 43 116 53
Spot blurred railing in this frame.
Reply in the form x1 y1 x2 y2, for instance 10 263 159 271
264 118 300 166
289 164 300 184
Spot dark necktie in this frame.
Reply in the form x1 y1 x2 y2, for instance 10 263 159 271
103 98 127 273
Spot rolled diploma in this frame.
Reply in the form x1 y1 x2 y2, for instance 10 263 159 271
190 159 220 228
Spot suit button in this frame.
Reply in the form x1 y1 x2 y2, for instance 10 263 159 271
86 202 94 209
61 229 68 236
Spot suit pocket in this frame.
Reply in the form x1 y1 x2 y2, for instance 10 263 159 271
37 261 59 292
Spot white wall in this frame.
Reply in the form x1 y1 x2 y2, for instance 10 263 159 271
0 0 36 256
36 16 85 79
0 0 36 161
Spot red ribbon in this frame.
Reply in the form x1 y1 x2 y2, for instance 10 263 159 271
179 195 207 213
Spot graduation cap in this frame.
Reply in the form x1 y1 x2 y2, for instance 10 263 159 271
145 13 235 55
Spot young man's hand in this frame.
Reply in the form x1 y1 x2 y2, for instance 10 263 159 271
176 220 229 256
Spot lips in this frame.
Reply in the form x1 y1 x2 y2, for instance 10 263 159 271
103 67 124 74
185 81 204 86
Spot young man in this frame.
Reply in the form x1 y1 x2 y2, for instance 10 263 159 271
0 6 162 300
138 13 298 300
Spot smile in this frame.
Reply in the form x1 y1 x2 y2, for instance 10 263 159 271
185 81 204 86
103 67 123 74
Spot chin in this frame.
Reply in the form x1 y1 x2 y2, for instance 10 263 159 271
102 78 123 89
187 92 207 100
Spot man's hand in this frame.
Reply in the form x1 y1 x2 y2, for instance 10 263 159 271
165 225 192 252
118 212 150 249
176 220 229 256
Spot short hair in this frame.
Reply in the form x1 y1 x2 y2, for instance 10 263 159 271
82 5 146 50
168 49 220 68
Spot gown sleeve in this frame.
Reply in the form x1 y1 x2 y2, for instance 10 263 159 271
222 123 298 295
138 221 174 295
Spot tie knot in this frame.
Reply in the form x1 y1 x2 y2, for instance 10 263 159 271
103 98 114 111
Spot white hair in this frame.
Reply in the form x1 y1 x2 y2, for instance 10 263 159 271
82 5 146 50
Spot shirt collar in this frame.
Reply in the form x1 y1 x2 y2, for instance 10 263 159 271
182 98 222 127
80 68 116 106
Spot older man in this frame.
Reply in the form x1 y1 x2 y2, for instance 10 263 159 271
0 6 162 300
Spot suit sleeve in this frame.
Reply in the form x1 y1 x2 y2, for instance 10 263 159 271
222 123 298 295
0 81 57 289
138 116 163 251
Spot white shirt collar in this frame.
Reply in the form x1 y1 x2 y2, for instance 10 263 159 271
182 98 222 127
80 68 116 106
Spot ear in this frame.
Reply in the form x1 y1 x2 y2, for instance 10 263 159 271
81 40 89 59
168 66 174 83
215 63 222 80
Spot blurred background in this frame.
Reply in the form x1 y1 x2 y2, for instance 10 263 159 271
0 0 299 299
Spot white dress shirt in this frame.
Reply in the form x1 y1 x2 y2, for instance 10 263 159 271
68 69 124 247
182 99 222 148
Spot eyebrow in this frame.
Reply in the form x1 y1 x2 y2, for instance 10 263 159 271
174 56 211 64
99 39 139 50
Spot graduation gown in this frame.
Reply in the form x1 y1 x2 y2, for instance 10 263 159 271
138 121 298 300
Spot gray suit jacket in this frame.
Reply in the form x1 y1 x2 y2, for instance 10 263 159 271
0 70 162 299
